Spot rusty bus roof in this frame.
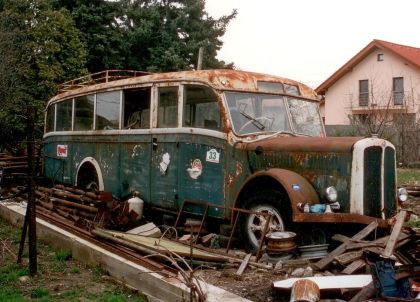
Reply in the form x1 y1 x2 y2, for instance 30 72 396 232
50 69 318 103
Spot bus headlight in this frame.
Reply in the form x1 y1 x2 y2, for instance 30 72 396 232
325 186 338 203
398 187 408 203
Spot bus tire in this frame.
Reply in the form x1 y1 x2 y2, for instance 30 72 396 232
77 164 99 193
240 190 291 253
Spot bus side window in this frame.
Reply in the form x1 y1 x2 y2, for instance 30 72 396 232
46 104 56 132
74 95 94 131
56 99 72 131
183 85 221 130
157 87 178 128
96 91 120 130
123 88 151 129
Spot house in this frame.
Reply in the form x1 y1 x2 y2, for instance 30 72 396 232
316 39 420 163
316 39 420 128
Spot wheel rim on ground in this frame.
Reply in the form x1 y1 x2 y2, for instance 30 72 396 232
246 204 285 249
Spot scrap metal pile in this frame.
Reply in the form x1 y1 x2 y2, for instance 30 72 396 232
268 210 419 302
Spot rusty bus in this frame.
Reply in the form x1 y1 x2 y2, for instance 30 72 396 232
43 70 407 251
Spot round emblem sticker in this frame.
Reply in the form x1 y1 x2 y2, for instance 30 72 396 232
187 159 203 179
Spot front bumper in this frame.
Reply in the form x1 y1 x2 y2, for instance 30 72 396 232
293 212 390 228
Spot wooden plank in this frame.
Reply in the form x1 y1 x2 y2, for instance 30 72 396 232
315 220 378 270
235 253 252 276
381 210 407 258
331 233 353 243
348 281 376 302
334 250 363 266
364 246 385 256
273 275 372 290
342 259 366 274
102 229 224 262
345 241 381 250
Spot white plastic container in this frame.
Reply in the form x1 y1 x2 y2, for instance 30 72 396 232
128 191 144 220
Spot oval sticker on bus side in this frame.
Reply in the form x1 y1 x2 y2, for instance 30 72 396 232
57 145 68 157
206 149 220 163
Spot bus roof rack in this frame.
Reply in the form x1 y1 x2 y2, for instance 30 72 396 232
57 70 151 93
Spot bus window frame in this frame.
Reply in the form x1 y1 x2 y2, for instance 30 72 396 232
152 84 182 129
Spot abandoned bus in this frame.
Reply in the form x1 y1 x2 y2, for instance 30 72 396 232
43 70 407 251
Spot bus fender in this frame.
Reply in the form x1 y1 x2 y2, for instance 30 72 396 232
238 168 319 216
75 157 105 191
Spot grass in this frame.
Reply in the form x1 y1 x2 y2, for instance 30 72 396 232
0 217 147 302
54 250 72 262
397 168 420 186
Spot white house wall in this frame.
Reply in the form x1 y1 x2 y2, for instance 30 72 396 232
324 48 420 125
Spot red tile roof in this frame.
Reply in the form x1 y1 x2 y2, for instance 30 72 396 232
316 39 420 95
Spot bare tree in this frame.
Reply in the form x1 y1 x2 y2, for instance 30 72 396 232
347 79 420 164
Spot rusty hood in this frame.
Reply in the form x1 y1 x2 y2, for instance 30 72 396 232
236 136 362 153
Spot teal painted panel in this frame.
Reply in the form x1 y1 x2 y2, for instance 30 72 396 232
150 134 180 209
248 151 352 211
119 135 151 201
178 141 225 218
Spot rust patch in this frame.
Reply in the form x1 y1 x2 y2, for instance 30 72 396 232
50 69 319 105
238 136 362 153
226 161 243 188
290 279 320 302
293 212 389 228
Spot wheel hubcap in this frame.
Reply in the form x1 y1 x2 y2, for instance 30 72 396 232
247 205 284 248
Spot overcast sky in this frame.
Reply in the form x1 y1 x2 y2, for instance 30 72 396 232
205 0 420 88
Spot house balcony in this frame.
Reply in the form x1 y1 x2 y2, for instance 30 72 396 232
350 93 413 114
350 103 409 114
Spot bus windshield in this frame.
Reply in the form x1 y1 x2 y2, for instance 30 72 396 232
225 92 323 137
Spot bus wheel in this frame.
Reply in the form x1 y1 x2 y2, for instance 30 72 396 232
241 190 290 253
77 165 99 193
85 180 99 193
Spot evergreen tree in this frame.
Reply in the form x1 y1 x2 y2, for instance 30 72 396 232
57 0 236 72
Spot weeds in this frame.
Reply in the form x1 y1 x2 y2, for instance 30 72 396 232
91 265 106 282
54 250 72 262
31 287 49 299
70 266 80 274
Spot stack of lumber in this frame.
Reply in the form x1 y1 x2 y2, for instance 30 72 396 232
314 211 419 274
12 185 115 229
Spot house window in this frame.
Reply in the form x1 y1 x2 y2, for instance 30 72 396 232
377 53 384 61
393 77 404 105
359 79 369 106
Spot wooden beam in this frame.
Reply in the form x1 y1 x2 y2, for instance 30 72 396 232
235 253 252 276
381 210 407 258
315 220 378 270
342 259 366 275
334 250 363 266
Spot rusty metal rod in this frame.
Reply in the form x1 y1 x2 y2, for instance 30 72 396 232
91 229 159 256
53 184 108 204
35 190 98 213
256 213 272 261
38 186 101 205
226 211 240 253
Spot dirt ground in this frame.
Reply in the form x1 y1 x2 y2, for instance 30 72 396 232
196 265 291 302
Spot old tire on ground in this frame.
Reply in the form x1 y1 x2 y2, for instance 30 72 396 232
241 190 291 253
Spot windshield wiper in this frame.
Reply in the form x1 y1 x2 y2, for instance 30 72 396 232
239 110 265 130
